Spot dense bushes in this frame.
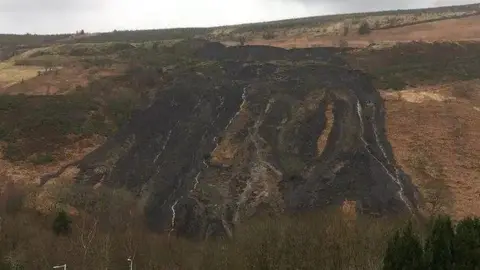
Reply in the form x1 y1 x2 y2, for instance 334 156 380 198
383 216 480 270
1 189 479 270
454 218 480 269
0 193 402 270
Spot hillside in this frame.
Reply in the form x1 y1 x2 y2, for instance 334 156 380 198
66 41 416 236
0 2 479 269
252 14 480 48
1 2 480 47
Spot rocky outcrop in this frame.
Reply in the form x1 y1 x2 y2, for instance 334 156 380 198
76 41 418 238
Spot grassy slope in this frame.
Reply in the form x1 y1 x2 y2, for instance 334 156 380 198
345 41 480 90
1 3 479 46
0 5 479 270
0 42 200 164
0 88 139 163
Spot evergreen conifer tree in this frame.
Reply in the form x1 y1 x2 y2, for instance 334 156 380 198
383 222 424 270
424 215 455 270
454 217 480 270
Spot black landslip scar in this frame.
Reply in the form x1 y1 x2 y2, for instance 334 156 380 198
75 40 418 238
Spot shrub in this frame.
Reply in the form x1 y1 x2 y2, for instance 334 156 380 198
358 21 371 35
52 210 72 236
238 36 247 46
424 216 454 270
262 31 276 40
453 217 480 270
383 222 424 270
30 153 54 165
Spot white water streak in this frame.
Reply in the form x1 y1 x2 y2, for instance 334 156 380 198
261 161 283 177
234 181 253 223
356 101 365 135
153 129 173 164
217 97 225 110
169 199 179 235
203 160 209 168
224 87 248 132
355 100 411 210
215 97 225 119
234 99 282 223
252 98 281 177
190 150 211 193
193 172 201 190
193 98 202 110
212 87 248 154
371 109 389 162
187 95 229 198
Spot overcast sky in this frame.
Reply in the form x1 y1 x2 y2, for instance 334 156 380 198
0 0 478 34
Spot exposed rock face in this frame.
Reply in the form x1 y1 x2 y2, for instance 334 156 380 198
76 41 418 238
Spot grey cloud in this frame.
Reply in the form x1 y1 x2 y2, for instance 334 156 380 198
433 0 480 5
1 0 478 34
285 0 431 13
0 0 100 12
0 0 108 33
283 0 480 13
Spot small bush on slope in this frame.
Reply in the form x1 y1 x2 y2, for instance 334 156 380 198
52 210 72 236
358 21 371 35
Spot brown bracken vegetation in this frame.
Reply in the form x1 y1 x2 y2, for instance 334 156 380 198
0 180 410 269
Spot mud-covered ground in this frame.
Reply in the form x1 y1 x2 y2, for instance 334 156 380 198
66 40 418 238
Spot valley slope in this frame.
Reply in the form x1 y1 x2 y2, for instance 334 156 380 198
71 41 417 237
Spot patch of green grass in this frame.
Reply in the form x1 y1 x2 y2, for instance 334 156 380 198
30 152 55 165
14 55 70 67
0 62 42 87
